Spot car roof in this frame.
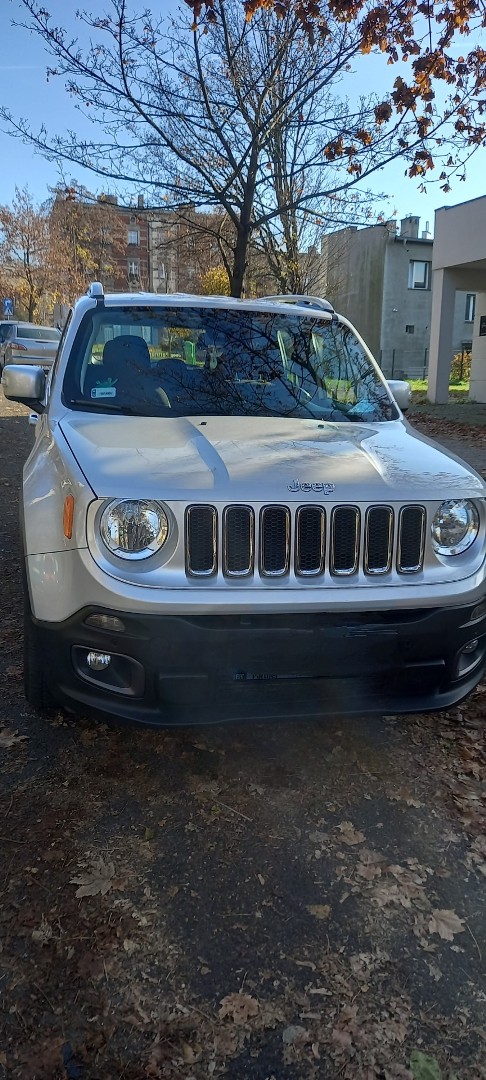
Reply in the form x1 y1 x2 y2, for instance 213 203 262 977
78 291 336 321
14 322 60 332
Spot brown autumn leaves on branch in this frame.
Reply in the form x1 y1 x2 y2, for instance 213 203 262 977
185 0 486 187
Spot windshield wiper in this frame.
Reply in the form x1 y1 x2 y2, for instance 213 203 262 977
68 399 141 415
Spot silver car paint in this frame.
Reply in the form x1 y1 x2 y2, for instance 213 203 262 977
57 412 484 504
12 290 486 623
26 547 486 623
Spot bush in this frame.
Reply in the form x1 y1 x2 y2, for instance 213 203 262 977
450 350 471 383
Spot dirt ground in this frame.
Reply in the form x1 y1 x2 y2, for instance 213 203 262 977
0 394 485 1080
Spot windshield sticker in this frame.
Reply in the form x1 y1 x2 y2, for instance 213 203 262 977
91 385 117 399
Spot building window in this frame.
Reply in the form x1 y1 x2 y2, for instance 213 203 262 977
128 228 139 246
405 324 415 334
128 258 140 277
465 293 476 323
408 260 431 290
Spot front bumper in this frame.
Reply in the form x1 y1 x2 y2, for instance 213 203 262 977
29 601 486 725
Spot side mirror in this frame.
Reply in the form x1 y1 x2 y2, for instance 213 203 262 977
2 365 46 412
387 379 412 412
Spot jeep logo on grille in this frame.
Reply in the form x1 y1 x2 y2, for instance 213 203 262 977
288 480 335 494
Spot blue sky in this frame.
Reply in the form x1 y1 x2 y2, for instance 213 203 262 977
1 0 485 235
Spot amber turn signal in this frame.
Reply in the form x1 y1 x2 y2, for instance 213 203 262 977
63 494 75 539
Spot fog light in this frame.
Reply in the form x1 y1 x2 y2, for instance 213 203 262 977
470 602 486 624
86 651 112 670
455 636 485 680
85 614 125 632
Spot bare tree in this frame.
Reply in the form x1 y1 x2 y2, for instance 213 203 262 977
0 187 52 321
49 187 127 302
2 0 485 295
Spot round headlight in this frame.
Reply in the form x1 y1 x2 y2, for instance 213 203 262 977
431 499 479 556
100 500 169 560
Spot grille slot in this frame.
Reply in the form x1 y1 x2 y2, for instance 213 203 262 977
296 506 325 576
398 505 425 572
260 505 290 576
223 505 254 576
331 506 360 575
365 506 393 574
185 505 217 576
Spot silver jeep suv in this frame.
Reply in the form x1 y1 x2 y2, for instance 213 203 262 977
3 284 486 725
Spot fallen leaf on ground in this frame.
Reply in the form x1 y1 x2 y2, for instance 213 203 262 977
0 729 28 748
331 1027 353 1050
282 1025 308 1045
32 917 54 945
219 992 259 1025
427 908 465 941
182 1042 202 1063
70 856 116 897
357 860 383 881
307 904 331 920
336 821 366 845
389 787 423 808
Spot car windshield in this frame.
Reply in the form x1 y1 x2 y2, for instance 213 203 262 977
62 306 398 422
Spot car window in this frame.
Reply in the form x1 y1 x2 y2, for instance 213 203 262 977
18 327 61 341
0 324 14 342
62 306 397 423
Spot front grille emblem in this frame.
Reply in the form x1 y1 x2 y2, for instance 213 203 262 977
288 480 335 494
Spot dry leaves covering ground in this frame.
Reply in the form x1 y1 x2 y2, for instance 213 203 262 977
0 395 484 1080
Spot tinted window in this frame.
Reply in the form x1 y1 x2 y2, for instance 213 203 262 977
0 325 13 342
62 306 397 423
18 327 61 341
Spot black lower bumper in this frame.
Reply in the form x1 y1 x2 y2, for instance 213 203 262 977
28 600 486 726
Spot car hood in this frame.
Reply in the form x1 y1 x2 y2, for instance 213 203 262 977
58 413 485 503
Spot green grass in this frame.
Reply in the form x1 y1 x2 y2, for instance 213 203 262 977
408 379 469 394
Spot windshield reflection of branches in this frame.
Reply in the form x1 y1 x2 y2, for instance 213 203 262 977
74 309 395 422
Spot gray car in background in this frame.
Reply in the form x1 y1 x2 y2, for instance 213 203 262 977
0 321 61 371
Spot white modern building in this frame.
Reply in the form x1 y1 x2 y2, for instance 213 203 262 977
428 195 486 402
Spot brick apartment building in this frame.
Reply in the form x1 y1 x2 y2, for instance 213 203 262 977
90 196 227 295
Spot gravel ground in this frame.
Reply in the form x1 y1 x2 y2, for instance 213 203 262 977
0 394 485 1080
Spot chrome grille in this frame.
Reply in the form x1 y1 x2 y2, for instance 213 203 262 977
260 505 290 576
296 506 325 576
365 506 393 574
398 505 426 572
331 506 360 575
184 503 427 579
185 505 217 576
223 505 254 576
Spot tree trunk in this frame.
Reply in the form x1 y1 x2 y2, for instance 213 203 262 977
230 224 250 297
229 150 258 298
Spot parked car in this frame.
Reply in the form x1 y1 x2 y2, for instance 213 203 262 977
0 320 17 349
3 283 485 726
0 321 61 371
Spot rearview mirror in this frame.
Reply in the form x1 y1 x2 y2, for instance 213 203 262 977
2 364 46 411
388 379 412 412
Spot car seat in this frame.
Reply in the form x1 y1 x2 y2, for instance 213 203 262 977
88 334 164 406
